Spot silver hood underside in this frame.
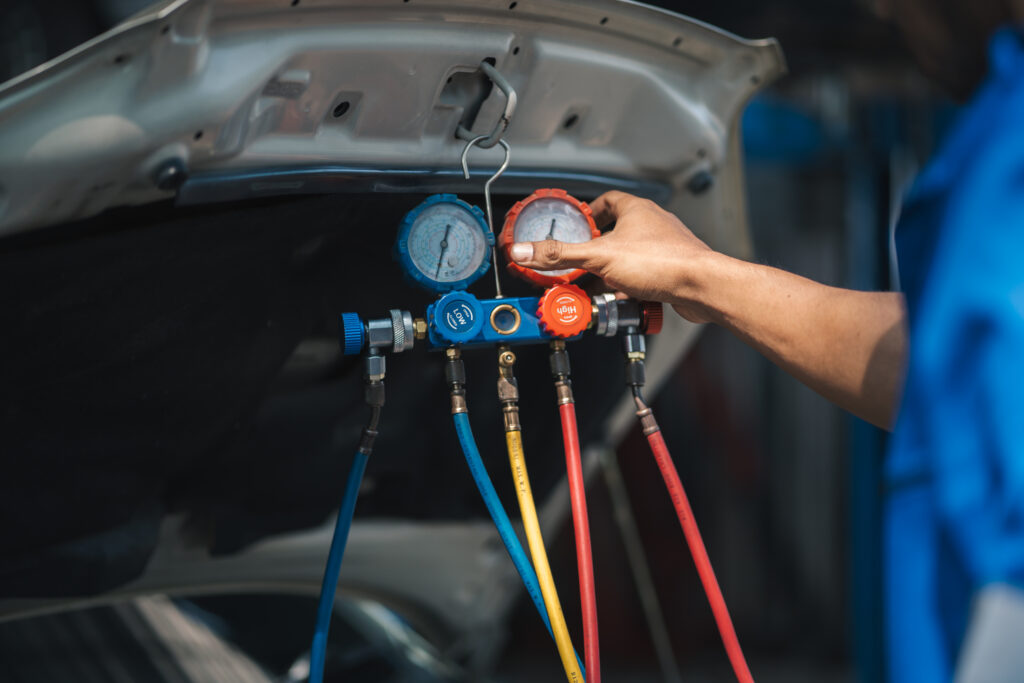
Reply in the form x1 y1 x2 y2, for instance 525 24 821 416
0 0 784 666
0 0 783 257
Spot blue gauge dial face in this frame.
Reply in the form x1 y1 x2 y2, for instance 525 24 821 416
407 203 489 285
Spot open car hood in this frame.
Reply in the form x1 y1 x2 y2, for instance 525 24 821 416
0 0 782 254
0 0 784 667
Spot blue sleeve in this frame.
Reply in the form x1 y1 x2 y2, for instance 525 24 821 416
902 91 1024 585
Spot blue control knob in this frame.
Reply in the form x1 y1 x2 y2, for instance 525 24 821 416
430 291 485 345
338 312 366 355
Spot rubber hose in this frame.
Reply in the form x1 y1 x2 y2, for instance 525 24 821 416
310 450 370 683
559 402 601 683
646 429 755 683
452 412 585 675
506 428 585 683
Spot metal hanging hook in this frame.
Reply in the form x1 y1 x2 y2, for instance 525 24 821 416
455 60 518 149
461 134 511 298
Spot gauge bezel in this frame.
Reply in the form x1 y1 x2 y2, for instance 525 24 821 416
394 193 494 293
499 188 600 287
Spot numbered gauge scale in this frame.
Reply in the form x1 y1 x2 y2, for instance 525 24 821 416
499 188 601 287
394 194 494 293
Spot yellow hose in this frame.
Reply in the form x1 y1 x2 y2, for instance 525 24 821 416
506 429 584 683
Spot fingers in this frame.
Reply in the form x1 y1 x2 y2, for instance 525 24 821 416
509 239 599 272
588 190 642 228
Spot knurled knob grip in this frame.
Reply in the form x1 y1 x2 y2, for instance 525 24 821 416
339 312 366 355
536 284 593 338
640 301 663 335
431 291 485 345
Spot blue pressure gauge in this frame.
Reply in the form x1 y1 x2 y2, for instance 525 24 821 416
394 194 493 293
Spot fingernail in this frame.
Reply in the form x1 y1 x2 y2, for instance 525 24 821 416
510 243 533 262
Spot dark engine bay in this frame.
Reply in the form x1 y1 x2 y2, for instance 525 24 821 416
0 191 628 597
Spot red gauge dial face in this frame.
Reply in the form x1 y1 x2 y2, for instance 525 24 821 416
500 189 600 287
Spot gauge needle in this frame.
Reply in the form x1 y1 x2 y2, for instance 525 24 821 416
546 218 556 240
436 224 452 277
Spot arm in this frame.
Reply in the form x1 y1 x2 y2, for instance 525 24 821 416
508 191 908 429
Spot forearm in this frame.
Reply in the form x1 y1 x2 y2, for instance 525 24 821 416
507 191 909 428
689 253 908 429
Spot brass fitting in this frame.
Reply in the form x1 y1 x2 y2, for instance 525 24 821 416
450 393 468 414
627 351 646 360
502 404 522 432
497 345 521 431
413 318 428 340
497 347 518 392
634 402 660 435
548 339 574 404
554 379 574 405
444 346 467 414
497 377 519 403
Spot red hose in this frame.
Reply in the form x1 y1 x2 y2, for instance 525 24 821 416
646 429 755 683
559 402 601 683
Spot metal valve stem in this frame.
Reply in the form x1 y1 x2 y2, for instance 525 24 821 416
497 345 521 432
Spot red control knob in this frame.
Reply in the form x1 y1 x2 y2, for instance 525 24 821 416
537 284 593 338
640 301 664 334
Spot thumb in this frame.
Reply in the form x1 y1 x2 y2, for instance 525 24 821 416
509 239 598 272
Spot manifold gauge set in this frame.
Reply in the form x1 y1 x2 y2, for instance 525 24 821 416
323 185 755 683
315 64 752 683
341 188 661 356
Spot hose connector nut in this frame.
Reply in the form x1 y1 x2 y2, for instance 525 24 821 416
444 355 467 386
364 353 386 382
503 405 522 432
623 332 646 356
555 379 574 405
626 359 646 387
549 345 571 378
638 411 659 436
389 309 415 353
364 380 385 408
591 292 619 337
450 393 468 414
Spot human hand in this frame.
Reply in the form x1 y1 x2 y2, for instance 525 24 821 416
508 191 722 323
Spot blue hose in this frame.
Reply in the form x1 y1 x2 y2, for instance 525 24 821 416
310 450 369 683
452 411 585 676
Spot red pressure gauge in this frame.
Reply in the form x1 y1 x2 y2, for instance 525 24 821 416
500 188 601 287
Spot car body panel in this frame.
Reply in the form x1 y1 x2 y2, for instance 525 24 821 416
0 0 783 668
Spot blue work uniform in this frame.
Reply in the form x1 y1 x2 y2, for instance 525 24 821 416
887 25 1024 683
